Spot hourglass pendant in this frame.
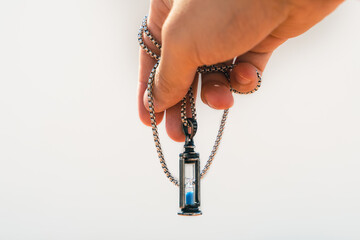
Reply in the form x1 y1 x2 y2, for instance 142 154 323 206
178 134 202 216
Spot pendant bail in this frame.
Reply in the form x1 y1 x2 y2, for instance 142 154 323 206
182 118 197 143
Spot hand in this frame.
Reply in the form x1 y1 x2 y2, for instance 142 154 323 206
138 0 343 142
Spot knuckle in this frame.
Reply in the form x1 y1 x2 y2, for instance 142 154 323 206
155 71 173 97
153 71 173 111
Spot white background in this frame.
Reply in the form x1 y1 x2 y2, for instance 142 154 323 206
0 0 359 239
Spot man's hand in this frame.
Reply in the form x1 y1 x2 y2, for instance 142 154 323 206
138 0 343 142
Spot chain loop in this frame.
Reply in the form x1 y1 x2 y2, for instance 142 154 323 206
182 118 198 140
139 16 262 186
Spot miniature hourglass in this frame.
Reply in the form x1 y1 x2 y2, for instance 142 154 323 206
178 119 202 216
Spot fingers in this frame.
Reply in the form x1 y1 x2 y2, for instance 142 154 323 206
228 34 288 94
137 24 164 126
138 48 164 126
139 0 289 132
142 0 291 113
142 7 199 113
142 42 198 113
198 52 270 110
165 75 199 142
137 0 171 126
229 51 272 94
198 51 270 103
201 72 234 110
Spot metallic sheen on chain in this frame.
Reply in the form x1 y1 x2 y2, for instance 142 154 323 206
138 16 262 186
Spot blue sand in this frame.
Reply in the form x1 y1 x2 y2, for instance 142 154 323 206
186 191 195 205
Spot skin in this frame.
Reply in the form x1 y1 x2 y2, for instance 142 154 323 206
138 0 344 142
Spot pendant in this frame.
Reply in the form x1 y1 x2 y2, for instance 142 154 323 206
178 118 202 216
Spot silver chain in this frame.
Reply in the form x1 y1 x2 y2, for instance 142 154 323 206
139 16 262 186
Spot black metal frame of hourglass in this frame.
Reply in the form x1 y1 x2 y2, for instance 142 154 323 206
178 138 202 216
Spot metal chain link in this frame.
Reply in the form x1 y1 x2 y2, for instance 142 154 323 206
180 87 197 127
139 16 262 186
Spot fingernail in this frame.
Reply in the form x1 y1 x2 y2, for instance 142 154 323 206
203 83 233 109
231 64 258 86
234 72 252 85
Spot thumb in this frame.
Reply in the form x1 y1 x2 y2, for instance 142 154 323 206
143 14 198 113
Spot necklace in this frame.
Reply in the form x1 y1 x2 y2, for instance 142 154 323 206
138 16 262 216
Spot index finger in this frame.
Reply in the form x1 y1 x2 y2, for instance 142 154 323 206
137 2 171 126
